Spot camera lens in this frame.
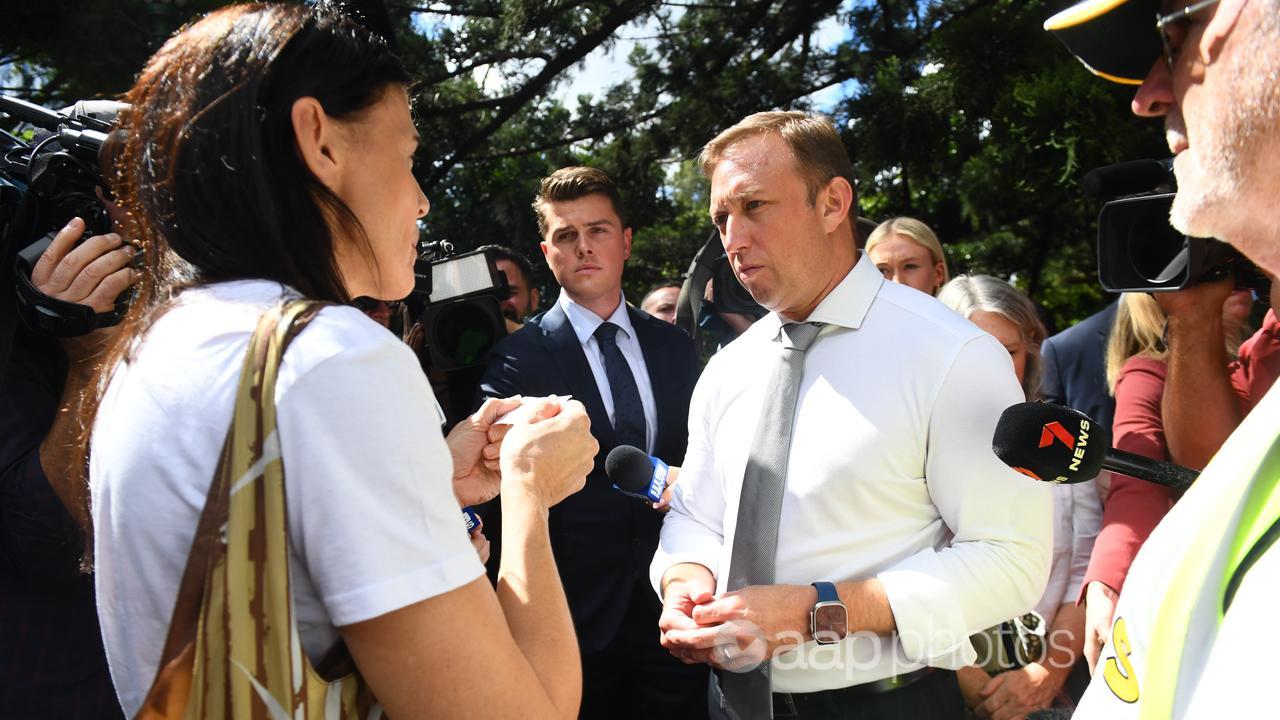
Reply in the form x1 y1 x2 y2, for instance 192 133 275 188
1126 202 1188 284
431 302 501 366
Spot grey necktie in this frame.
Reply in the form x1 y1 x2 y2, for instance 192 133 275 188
718 321 825 720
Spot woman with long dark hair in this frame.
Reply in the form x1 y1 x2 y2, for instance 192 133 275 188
77 5 595 718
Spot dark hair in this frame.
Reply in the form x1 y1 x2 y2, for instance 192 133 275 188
644 280 682 297
476 244 535 287
118 2 410 300
69 3 411 565
532 166 627 236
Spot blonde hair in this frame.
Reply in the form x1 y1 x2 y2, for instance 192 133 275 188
1104 291 1253 393
937 274 1046 400
865 217 950 285
699 111 856 205
1105 293 1167 394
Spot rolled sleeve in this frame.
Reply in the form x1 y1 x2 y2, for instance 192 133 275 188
650 361 726 596
881 334 1053 665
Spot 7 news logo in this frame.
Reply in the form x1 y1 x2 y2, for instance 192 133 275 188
1039 419 1092 472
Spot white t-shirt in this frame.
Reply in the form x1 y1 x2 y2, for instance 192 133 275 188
90 280 484 717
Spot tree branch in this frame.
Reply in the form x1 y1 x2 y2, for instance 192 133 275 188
422 0 657 190
472 105 670 162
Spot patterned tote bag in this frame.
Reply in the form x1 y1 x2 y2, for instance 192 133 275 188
135 299 381 719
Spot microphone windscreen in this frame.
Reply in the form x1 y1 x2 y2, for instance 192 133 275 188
1082 159 1172 199
992 402 1110 484
605 445 655 494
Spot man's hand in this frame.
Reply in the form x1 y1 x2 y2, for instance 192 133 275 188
1154 276 1234 321
469 524 491 565
448 396 523 507
1084 580 1119 673
31 217 136 315
958 666 994 710
30 216 139 363
658 566 719 665
659 584 812 669
975 663 1061 720
498 398 596 510
652 465 679 512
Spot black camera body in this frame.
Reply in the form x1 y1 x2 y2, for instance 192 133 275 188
407 246 510 372
1089 159 1270 295
2 95 129 338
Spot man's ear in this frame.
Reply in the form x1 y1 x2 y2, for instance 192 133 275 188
820 177 854 235
1200 0 1247 65
530 287 541 310
539 239 551 259
622 227 633 261
292 97 341 189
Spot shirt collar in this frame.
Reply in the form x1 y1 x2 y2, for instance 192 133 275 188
557 290 635 346
758 251 883 338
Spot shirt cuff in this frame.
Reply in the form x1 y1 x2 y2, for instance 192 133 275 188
877 548 977 669
650 525 722 598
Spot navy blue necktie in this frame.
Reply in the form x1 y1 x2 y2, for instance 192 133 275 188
594 322 647 450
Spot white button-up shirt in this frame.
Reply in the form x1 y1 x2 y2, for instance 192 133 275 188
558 291 658 453
651 253 1053 693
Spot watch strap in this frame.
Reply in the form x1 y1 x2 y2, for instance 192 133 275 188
811 581 839 603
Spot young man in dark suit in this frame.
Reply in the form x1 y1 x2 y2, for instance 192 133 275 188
477 166 706 719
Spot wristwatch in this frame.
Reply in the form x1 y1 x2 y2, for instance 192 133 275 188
809 581 848 645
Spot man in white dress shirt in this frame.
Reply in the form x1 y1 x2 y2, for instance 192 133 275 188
651 111 1053 719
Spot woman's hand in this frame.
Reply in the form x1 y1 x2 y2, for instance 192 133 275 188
447 397 523 507
499 399 596 511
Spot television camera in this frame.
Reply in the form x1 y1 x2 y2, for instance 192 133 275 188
1088 159 1271 297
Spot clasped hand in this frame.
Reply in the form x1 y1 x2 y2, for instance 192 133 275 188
448 396 596 510
659 581 812 672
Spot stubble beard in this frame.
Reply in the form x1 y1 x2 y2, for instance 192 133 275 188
1169 8 1280 275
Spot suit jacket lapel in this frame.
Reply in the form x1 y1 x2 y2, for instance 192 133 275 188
539 303 616 449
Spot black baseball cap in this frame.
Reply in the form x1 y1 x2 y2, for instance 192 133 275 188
1044 0 1163 84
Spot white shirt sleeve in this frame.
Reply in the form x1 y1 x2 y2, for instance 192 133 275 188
877 333 1054 667
650 358 727 596
1065 482 1103 605
276 327 485 627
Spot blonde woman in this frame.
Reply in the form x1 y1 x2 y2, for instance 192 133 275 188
940 275 1099 719
866 217 949 296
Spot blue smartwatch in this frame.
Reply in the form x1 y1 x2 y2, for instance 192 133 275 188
810 581 848 645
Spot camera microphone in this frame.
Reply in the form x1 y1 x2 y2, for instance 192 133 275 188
605 445 669 504
992 401 1198 491
1082 159 1173 199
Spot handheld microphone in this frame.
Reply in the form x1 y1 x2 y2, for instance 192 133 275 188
462 507 481 534
605 445 669 504
992 402 1199 491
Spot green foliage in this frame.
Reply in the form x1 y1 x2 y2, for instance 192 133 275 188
0 0 1171 326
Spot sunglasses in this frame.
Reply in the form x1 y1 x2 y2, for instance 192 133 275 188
1157 0 1222 70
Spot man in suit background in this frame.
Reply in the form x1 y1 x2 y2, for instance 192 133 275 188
478 166 706 719
1039 301 1117 432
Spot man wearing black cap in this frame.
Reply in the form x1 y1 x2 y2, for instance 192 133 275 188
1045 0 1280 716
